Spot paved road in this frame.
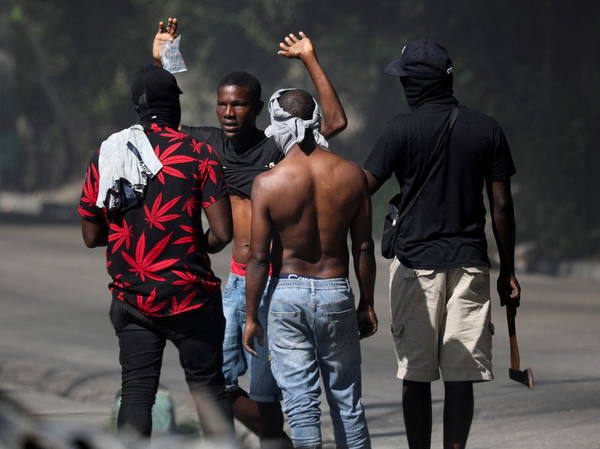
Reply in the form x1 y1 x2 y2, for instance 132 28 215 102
1 224 599 448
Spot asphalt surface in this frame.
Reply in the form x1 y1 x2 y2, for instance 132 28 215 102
1 223 599 448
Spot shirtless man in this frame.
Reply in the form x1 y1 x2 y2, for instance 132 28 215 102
153 19 347 446
243 89 377 449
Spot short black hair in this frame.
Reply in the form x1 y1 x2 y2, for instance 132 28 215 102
278 89 315 120
218 71 262 105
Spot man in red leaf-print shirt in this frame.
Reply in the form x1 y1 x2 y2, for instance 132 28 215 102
78 65 233 437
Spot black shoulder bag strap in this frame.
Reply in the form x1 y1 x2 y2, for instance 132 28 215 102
399 105 459 221
381 105 460 259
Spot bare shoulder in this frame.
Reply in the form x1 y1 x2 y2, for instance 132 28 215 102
251 169 275 194
251 162 298 197
319 149 359 170
342 159 366 177
321 153 367 187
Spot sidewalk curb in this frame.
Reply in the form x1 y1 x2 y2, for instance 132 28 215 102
0 351 120 404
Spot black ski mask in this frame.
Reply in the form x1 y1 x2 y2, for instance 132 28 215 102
131 65 183 129
400 74 457 109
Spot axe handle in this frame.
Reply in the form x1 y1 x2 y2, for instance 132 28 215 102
509 335 521 371
506 306 521 371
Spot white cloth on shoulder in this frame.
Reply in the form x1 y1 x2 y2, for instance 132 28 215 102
96 124 163 210
264 88 329 155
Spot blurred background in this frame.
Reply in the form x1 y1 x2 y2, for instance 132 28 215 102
1 0 599 276
1 2 600 447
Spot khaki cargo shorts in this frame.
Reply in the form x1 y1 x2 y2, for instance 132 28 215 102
389 258 494 382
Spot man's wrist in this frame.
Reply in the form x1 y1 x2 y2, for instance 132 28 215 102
358 300 374 310
299 51 317 63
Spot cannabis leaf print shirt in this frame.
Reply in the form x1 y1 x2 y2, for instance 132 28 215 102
78 123 228 317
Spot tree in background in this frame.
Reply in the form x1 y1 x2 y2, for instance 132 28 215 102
2 0 599 263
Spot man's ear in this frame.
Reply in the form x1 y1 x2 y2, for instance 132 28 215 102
255 100 264 116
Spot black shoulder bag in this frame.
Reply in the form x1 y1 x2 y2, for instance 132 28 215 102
381 106 460 259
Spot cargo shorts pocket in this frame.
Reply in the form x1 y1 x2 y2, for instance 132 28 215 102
403 268 436 279
461 266 490 300
462 266 490 280
463 266 488 274
391 323 405 360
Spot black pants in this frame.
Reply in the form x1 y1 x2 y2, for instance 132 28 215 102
109 297 232 436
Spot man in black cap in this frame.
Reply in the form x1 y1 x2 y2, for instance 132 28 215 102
363 38 521 449
79 65 233 437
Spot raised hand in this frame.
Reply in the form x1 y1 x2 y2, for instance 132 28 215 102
152 17 178 63
277 31 315 60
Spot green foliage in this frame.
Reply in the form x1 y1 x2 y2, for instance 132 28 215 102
1 0 599 259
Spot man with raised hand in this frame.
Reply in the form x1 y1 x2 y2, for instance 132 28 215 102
79 65 233 437
153 19 347 447
243 89 376 449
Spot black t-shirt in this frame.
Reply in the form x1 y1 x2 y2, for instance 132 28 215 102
181 126 284 198
364 102 516 269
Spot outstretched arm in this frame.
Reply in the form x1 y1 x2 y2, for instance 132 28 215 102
278 32 347 138
486 179 521 308
350 173 378 338
152 17 178 66
243 177 273 356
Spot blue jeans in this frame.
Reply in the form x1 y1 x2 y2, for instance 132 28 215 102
222 273 280 402
268 277 371 449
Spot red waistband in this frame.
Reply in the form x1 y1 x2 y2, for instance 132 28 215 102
230 257 272 276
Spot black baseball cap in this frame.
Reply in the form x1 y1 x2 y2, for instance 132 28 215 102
384 38 453 79
131 65 183 107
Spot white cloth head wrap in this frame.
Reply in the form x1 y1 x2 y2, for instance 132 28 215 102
264 88 329 155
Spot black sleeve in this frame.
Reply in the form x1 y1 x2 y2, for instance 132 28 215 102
363 123 402 182
181 125 218 143
196 143 229 208
490 125 516 180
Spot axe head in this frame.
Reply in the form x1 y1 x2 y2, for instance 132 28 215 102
509 367 535 389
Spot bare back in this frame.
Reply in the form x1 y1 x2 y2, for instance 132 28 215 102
252 146 368 278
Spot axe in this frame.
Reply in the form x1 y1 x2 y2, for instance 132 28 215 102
506 305 535 389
